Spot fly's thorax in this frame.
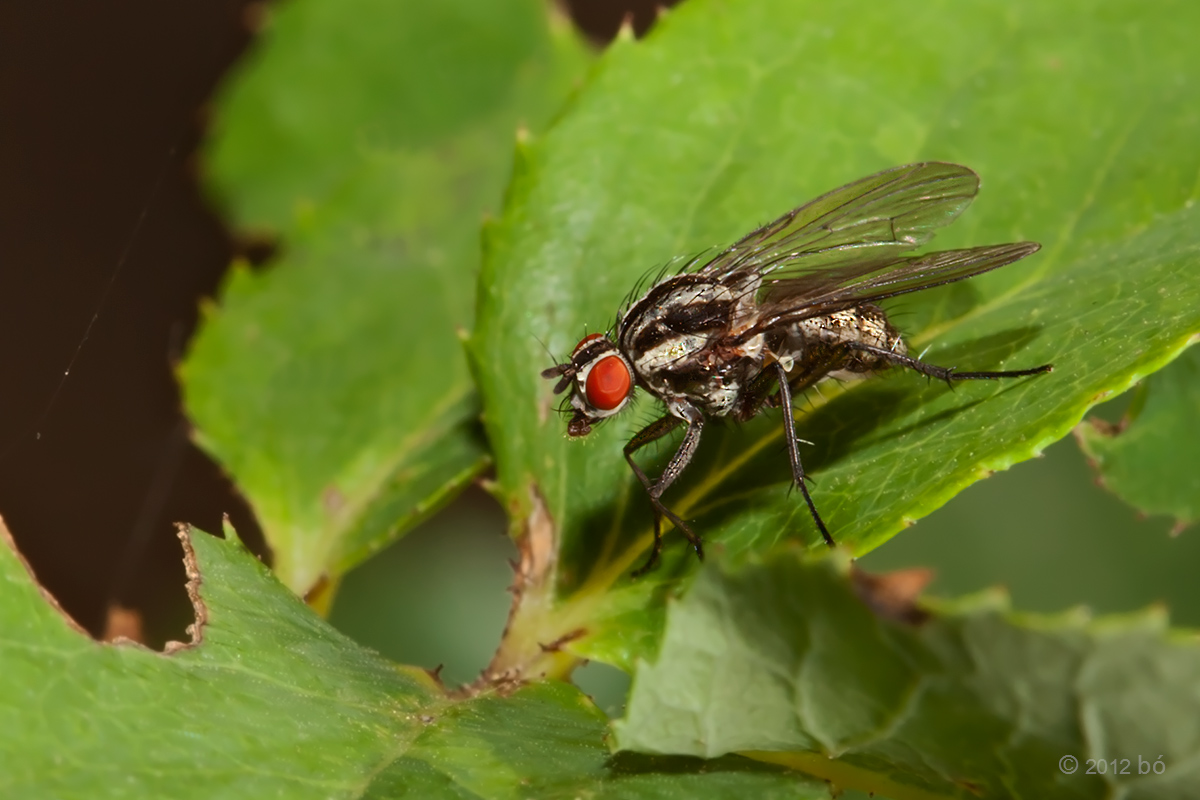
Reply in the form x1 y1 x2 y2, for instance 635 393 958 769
619 275 742 376
615 274 767 417
633 332 709 382
723 269 763 332
634 330 760 416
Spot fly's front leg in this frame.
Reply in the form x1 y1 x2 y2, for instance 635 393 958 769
623 415 680 571
624 405 705 576
843 341 1052 386
735 366 785 419
772 362 836 548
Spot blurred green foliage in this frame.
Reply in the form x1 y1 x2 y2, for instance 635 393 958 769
617 551 1200 798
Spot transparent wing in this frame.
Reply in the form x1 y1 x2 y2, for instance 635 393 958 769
740 242 1040 340
698 162 981 282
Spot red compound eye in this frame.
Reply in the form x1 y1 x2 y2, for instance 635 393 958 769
585 356 632 411
572 332 606 357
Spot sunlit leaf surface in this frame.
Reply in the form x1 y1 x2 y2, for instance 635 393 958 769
470 0 1200 672
0 520 826 799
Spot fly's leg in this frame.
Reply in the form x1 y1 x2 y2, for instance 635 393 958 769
843 342 1053 385
734 359 837 547
623 415 681 574
624 408 704 576
771 362 836 548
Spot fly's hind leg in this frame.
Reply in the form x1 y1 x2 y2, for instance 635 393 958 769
736 359 838 548
842 341 1053 385
771 362 836 548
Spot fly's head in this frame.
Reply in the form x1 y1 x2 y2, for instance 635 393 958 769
541 332 635 437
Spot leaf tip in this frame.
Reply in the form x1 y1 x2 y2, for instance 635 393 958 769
219 513 245 546
240 1 270 34
615 12 637 43
544 0 575 37
425 663 447 690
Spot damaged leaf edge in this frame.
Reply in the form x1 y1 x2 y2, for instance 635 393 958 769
1073 335 1200 534
0 514 209 655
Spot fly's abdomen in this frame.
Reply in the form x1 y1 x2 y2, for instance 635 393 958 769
782 304 905 375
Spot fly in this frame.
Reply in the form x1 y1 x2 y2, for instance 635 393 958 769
542 162 1052 575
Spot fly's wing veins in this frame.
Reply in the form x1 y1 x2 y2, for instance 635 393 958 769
746 241 1040 337
697 162 981 283
683 162 1040 339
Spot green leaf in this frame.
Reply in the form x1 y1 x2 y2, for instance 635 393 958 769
615 548 1200 800
1075 345 1200 531
0 521 828 799
185 0 593 592
469 0 1200 677
204 0 583 234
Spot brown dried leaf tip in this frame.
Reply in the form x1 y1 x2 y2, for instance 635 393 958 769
515 483 558 594
850 564 934 625
103 604 145 645
477 484 567 694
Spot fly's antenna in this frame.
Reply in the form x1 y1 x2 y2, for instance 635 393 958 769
532 332 560 365
533 332 577 394
540 362 575 395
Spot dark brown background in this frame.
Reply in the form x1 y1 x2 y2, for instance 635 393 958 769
0 1 671 642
